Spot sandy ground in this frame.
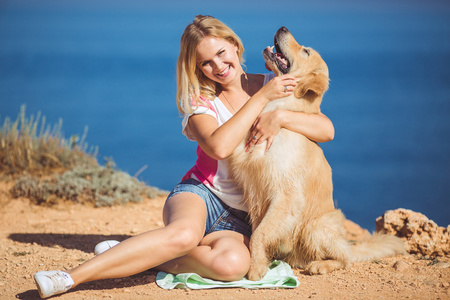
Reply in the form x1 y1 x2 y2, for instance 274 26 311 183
0 181 449 300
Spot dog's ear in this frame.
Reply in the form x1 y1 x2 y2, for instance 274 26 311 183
294 72 329 99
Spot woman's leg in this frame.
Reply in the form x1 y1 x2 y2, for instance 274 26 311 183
157 230 251 281
35 190 251 299
67 192 207 287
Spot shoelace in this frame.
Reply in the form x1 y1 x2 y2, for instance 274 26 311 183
48 272 68 293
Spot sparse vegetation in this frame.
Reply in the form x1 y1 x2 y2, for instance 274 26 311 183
10 164 163 207
1 105 97 176
1 105 165 206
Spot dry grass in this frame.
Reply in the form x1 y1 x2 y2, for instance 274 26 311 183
1 105 165 206
0 105 97 176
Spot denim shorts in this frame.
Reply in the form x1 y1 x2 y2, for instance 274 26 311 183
166 178 252 238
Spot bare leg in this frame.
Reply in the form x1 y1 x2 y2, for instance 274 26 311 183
67 193 207 286
66 192 250 286
158 230 250 281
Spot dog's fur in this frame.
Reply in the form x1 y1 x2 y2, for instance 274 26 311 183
228 27 405 280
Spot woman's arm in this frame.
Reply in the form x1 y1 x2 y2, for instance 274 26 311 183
188 95 268 160
188 75 298 160
246 110 335 151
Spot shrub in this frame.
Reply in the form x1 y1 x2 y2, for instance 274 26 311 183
10 164 165 207
0 105 97 175
2 105 165 206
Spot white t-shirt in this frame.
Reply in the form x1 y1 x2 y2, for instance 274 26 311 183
181 73 274 211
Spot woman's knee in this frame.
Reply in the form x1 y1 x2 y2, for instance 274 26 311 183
210 248 250 281
164 226 203 254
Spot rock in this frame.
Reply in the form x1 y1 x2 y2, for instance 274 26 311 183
375 208 449 256
393 260 411 271
434 262 450 269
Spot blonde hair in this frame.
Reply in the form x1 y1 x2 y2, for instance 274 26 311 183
176 15 245 114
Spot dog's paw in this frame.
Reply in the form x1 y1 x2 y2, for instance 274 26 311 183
247 263 269 281
305 260 345 275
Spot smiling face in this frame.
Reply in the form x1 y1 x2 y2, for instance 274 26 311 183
263 27 329 79
196 36 242 86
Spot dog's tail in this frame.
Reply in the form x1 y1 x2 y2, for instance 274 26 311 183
350 232 406 263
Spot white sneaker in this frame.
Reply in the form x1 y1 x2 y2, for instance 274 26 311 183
94 240 120 255
34 270 74 298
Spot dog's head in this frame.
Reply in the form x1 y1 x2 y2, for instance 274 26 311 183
263 27 329 100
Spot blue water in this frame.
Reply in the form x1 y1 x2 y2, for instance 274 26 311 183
1 0 449 230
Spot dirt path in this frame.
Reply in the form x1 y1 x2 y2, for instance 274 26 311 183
0 181 449 299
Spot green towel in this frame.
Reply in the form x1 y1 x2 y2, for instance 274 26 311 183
156 260 299 290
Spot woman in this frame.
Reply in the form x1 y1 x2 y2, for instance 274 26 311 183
33 15 334 298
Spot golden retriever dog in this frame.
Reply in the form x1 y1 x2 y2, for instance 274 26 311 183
228 27 405 281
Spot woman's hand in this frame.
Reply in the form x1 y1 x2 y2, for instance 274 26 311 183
245 110 335 152
244 75 297 152
255 74 298 102
245 110 282 151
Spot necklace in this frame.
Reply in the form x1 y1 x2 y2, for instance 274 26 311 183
221 72 249 114
221 92 238 113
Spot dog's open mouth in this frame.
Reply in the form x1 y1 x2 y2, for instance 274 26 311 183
263 43 290 74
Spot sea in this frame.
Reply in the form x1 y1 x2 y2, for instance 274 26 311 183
1 0 449 231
